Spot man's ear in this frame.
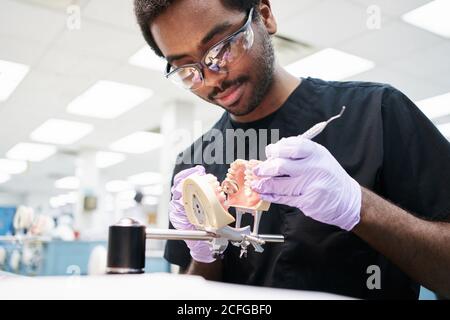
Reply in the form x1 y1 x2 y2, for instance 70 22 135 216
258 0 277 35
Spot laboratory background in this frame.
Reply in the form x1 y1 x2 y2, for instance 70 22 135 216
0 0 449 300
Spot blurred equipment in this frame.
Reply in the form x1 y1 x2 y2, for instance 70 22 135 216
30 215 55 236
83 195 97 211
13 206 34 232
0 247 6 268
9 249 21 272
133 190 144 204
0 207 16 235
87 245 107 275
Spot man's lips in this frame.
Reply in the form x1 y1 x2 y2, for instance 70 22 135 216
214 83 245 107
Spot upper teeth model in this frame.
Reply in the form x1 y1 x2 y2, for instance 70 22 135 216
222 159 270 212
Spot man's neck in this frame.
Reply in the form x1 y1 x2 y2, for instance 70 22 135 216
230 65 301 123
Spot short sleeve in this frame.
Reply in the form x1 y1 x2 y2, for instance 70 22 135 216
379 86 450 220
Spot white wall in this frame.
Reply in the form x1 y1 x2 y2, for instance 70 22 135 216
25 193 52 215
0 192 24 207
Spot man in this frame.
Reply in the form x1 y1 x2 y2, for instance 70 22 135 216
134 0 450 299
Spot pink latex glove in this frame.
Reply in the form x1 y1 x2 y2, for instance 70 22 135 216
251 137 361 231
169 165 218 263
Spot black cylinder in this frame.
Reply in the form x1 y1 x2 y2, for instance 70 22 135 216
106 218 146 274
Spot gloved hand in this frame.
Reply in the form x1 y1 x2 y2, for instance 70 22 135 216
251 136 361 231
169 165 217 263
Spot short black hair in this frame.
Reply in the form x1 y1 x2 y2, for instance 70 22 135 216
134 0 260 57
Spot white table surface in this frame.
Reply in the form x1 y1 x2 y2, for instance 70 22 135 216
0 272 352 300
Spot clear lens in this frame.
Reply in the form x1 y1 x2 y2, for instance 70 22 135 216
204 26 254 73
166 9 254 91
169 66 203 89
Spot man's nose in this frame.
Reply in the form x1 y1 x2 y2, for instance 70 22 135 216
203 67 228 89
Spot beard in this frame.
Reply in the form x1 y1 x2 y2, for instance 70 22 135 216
231 29 275 117
208 27 275 117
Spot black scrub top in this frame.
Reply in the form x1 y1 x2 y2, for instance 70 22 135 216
164 77 450 299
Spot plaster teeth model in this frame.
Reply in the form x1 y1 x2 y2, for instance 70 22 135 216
222 159 270 212
182 164 274 257
182 174 235 230
204 174 229 211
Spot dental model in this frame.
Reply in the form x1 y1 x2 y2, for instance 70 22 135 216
183 160 273 258
181 106 347 258
183 167 277 258
222 159 270 249
222 159 270 212
183 174 235 230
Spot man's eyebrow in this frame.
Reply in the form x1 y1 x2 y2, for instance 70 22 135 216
201 21 233 46
166 21 233 65
166 53 188 65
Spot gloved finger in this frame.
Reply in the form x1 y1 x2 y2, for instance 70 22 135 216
169 210 192 230
169 215 189 230
252 158 298 177
265 136 317 160
187 240 216 264
250 177 295 196
173 165 206 187
171 183 183 200
169 199 185 213
258 193 294 205
172 165 206 200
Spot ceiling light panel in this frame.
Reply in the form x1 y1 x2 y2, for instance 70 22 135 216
416 92 450 120
285 48 375 81
30 119 93 145
128 46 167 72
96 151 126 169
6 142 57 162
0 59 30 102
0 159 28 175
109 131 164 154
402 0 450 38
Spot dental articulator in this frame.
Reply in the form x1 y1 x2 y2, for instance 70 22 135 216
106 107 346 274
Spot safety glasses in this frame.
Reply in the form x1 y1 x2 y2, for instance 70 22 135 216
165 8 255 91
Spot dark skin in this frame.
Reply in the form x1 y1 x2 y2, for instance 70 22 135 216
151 0 300 123
150 0 450 298
354 188 450 298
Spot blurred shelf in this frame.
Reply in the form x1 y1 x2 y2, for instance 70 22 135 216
0 239 170 276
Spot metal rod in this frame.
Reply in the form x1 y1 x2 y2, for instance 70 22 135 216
145 228 284 243
235 210 243 229
252 211 261 235
256 234 284 243
146 229 215 241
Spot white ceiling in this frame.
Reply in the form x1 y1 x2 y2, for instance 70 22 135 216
0 0 449 201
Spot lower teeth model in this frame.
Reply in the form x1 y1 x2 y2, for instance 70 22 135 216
222 159 270 212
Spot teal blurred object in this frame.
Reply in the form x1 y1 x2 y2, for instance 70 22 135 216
0 239 169 276
43 240 107 275
0 207 16 235
419 286 437 300
145 256 171 273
